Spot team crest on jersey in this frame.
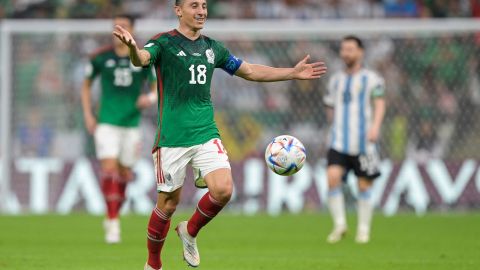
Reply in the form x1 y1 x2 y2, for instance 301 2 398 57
206 49 215 64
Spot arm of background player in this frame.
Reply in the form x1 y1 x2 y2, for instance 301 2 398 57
113 25 151 66
81 79 97 135
235 55 327 82
136 82 158 109
368 97 386 142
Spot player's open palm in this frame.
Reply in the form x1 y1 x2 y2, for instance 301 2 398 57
113 25 137 48
293 55 327 80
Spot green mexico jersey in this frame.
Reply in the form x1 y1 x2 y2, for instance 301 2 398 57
86 46 156 127
144 29 243 148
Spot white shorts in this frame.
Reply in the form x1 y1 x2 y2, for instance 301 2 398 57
152 138 231 193
94 124 142 167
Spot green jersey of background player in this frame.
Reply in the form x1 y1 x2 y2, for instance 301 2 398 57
113 0 327 269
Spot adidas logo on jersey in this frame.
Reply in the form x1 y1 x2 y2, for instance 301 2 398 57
177 50 187 57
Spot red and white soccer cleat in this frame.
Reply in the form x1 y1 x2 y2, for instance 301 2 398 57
175 221 200 267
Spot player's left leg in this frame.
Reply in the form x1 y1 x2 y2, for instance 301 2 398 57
353 147 380 244
176 139 232 267
118 165 134 208
356 178 374 244
187 168 233 236
176 168 233 267
117 126 142 213
95 124 124 243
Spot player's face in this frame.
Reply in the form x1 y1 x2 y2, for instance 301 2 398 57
113 17 134 45
340 40 363 68
175 0 208 31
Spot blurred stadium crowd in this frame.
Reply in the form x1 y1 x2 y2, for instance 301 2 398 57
1 0 480 19
9 32 480 164
2 0 480 166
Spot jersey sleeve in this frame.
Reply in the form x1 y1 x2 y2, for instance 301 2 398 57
323 76 337 107
85 55 101 80
143 39 162 67
370 74 385 98
213 40 243 76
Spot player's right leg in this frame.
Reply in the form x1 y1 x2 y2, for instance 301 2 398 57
326 149 348 244
94 124 123 244
100 158 123 244
146 189 181 270
146 146 192 269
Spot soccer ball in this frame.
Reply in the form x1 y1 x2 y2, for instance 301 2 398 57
265 135 306 176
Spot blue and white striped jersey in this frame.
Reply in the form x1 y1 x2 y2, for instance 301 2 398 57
324 68 385 156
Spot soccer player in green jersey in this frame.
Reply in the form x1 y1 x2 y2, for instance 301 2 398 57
81 14 157 244
113 1 327 269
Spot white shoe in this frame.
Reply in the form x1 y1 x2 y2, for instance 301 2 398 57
326 226 347 244
144 263 162 270
355 230 370 244
103 218 121 244
175 221 200 267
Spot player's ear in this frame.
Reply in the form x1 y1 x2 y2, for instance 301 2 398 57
174 5 182 18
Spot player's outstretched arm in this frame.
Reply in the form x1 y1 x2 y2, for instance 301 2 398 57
113 25 151 67
235 55 327 82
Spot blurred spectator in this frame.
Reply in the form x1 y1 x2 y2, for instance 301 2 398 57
1 0 478 19
15 107 53 157
384 0 419 17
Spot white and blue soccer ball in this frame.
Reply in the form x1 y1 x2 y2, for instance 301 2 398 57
265 135 306 176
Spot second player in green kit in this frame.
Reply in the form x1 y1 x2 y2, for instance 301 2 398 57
82 14 157 244
113 0 327 269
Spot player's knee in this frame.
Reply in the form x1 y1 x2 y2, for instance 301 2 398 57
327 174 342 189
119 167 134 182
211 179 233 204
101 159 119 173
163 204 177 216
327 167 343 188
156 191 181 215
157 200 178 216
358 179 373 192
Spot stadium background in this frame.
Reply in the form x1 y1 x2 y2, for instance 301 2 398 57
1 1 480 270
1 0 480 216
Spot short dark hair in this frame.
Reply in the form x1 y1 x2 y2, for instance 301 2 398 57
342 35 364 49
114 13 136 27
175 0 183 5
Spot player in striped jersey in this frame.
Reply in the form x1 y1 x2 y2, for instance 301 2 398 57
323 36 386 244
113 0 327 269
81 14 157 244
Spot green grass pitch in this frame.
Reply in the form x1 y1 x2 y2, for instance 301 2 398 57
0 212 479 270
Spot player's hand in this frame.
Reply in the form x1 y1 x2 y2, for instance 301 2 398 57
84 114 97 135
367 127 380 142
113 25 137 48
136 94 153 109
292 55 327 80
